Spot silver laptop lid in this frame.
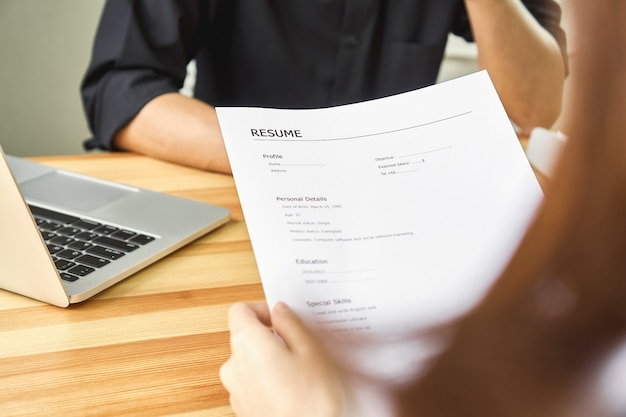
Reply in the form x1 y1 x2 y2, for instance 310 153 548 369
0 147 70 307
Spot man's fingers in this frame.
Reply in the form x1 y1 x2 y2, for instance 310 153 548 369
228 302 271 333
245 302 273 326
227 302 282 358
271 302 320 355
219 358 234 390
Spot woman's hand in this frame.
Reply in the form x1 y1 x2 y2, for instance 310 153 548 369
220 302 347 417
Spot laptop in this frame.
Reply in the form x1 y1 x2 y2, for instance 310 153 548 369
0 146 230 307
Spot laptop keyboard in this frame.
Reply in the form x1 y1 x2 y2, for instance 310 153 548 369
29 205 156 282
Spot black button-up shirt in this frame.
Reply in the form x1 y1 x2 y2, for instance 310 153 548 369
81 0 567 150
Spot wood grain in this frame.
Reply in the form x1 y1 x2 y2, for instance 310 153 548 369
0 153 264 416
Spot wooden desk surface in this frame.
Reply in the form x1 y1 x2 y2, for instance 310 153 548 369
0 153 264 417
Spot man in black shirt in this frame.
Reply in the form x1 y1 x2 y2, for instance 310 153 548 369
82 0 567 174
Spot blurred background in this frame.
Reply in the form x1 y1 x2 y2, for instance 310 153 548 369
1 0 570 157
0 0 105 156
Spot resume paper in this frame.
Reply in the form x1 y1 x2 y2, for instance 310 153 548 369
217 71 542 390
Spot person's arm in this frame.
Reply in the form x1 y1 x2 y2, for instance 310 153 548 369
113 93 231 174
80 1 230 171
464 0 566 135
219 302 347 417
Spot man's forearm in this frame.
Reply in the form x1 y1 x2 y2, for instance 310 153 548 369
465 0 566 135
113 93 232 174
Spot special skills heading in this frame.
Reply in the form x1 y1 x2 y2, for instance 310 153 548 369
251 128 302 138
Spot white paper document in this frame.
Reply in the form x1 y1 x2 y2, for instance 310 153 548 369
217 71 542 385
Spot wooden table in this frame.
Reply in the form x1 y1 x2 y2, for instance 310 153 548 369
0 153 265 417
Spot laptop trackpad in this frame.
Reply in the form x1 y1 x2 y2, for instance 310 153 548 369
19 170 136 213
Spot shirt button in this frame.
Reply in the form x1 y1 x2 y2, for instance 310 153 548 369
345 34 360 48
